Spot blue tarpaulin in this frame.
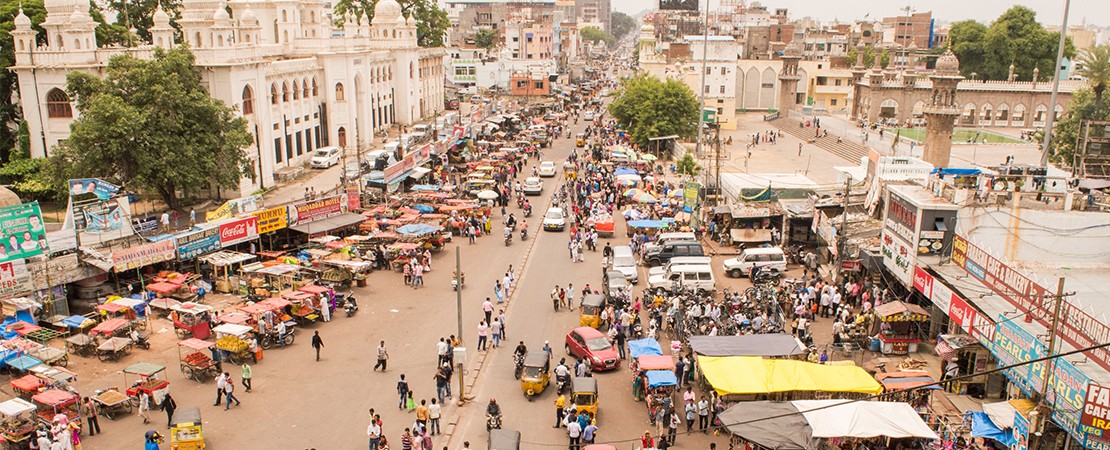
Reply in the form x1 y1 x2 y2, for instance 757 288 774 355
646 370 678 388
413 204 435 213
628 339 663 359
627 220 667 229
4 355 42 371
397 224 443 235
411 185 440 192
614 168 639 176
62 315 91 329
968 411 1015 446
931 168 982 177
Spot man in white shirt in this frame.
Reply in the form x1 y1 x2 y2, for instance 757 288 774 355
367 419 382 450
436 338 449 365
566 415 583 449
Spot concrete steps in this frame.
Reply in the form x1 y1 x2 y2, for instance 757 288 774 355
771 118 869 164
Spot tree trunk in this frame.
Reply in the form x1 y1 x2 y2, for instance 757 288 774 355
159 183 178 212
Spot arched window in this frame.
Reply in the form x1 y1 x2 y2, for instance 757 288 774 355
242 85 254 115
194 32 202 48
46 89 72 118
410 62 414 78
74 39 81 49
282 82 290 102
282 9 288 22
337 127 347 147
302 80 309 98
271 83 279 105
292 80 300 100
335 83 345 101
217 35 224 47
312 78 318 96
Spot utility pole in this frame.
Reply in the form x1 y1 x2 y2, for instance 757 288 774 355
1032 277 1067 447
694 0 710 160
714 123 722 206
1040 0 1071 166
454 245 466 406
837 175 851 281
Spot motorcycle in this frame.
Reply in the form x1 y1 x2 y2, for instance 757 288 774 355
523 205 532 217
260 321 297 349
130 332 151 350
514 353 525 379
521 228 528 241
504 232 512 246
556 374 570 394
486 413 502 431
343 295 359 317
516 196 525 208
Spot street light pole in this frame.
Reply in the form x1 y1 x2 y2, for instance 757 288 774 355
694 0 710 160
1039 0 1071 166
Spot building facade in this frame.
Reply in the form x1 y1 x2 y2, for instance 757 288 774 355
11 0 445 196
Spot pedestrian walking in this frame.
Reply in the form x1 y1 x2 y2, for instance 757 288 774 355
415 399 429 431
668 411 680 444
214 372 226 405
498 310 507 340
685 400 696 432
434 363 450 404
223 373 241 409
567 414 582 450
494 281 504 303
311 331 324 361
160 212 170 232
477 321 488 351
138 391 151 424
482 298 493 324
367 418 382 450
428 398 442 435
162 393 177 428
698 397 710 432
83 397 101 436
397 374 410 409
241 363 252 392
491 319 502 348
554 393 566 428
375 341 389 371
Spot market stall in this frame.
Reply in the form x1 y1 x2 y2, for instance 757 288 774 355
281 291 320 325
170 303 213 340
177 338 219 383
935 333 997 398
719 400 939 450
92 388 132 420
64 334 95 358
25 345 67 368
872 301 929 355
697 356 883 400
95 337 133 362
212 323 258 365
88 318 131 339
31 389 78 425
124 362 170 406
0 398 37 447
9 375 43 400
198 251 257 293
687 334 807 359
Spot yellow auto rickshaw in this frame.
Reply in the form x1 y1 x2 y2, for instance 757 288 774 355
572 377 599 421
579 294 605 329
575 133 586 147
520 352 550 399
170 407 205 449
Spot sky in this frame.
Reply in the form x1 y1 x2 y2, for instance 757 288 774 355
611 0 1109 28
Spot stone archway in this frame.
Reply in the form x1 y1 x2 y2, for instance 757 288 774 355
961 102 976 126
880 99 898 119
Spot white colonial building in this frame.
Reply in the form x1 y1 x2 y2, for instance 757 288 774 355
10 0 445 194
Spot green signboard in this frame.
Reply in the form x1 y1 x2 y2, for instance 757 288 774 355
684 182 700 207
702 108 716 124
0 202 48 263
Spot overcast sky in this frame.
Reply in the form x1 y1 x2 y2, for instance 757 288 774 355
612 0 1108 28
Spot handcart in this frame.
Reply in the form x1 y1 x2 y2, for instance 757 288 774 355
92 388 133 420
26 346 67 368
9 374 45 400
31 389 79 426
65 334 95 358
124 362 170 407
4 354 43 376
281 291 319 326
96 300 146 331
177 339 219 383
0 398 37 448
212 324 258 365
95 337 133 362
170 303 213 340
89 317 132 340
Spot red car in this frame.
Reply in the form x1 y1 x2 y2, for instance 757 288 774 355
565 327 621 371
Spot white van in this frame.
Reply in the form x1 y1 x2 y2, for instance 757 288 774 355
364 149 399 171
722 247 787 278
644 232 697 254
648 256 713 278
648 264 716 293
412 124 431 138
606 245 639 284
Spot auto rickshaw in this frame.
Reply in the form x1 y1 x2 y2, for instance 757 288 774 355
575 133 586 147
519 352 550 399
488 428 520 450
579 294 605 329
572 377 599 422
170 407 205 449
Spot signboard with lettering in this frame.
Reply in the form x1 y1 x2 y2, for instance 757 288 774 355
112 240 176 272
67 178 120 200
885 194 918 243
206 194 263 222
219 216 258 247
1083 384 1110 438
292 195 343 224
0 260 33 299
0 202 48 264
175 227 220 260
251 207 288 234
346 185 361 211
840 260 861 272
880 229 914 285
1013 411 1030 450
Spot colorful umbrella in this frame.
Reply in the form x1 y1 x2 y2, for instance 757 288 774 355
618 179 638 187
477 190 499 200
632 192 657 204
623 188 644 198
639 153 658 162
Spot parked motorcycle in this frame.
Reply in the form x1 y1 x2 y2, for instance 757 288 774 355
343 295 359 317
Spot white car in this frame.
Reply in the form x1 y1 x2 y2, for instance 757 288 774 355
542 207 566 231
583 111 596 121
537 161 557 177
310 146 341 168
522 177 543 196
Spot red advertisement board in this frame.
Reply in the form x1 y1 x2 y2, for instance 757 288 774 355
294 195 343 224
219 216 259 247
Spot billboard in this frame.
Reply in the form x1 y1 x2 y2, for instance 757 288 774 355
292 196 344 225
251 207 288 234
1082 384 1110 438
206 194 263 222
0 202 48 264
0 260 33 299
175 227 220 260
112 240 176 272
659 0 698 11
67 178 120 200
219 216 259 247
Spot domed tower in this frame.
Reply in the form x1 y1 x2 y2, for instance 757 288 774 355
12 9 36 65
236 7 261 46
370 0 404 47
922 50 963 168
64 2 97 61
151 4 176 48
849 42 867 120
211 1 235 48
778 41 801 113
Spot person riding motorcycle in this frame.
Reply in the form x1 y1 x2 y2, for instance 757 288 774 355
523 199 532 216
554 358 571 383
487 398 502 419
506 214 517 230
531 166 538 177
514 342 528 360
520 221 528 240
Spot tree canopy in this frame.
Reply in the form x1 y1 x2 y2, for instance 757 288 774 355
53 46 253 209
473 28 497 50
1076 44 1110 106
580 26 615 47
1047 88 1109 165
949 6 1074 80
104 0 176 43
608 73 699 148
611 12 637 40
333 0 449 47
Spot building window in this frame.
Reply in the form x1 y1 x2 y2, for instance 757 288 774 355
830 99 838 106
242 85 254 115
295 131 303 155
302 80 309 98
274 138 283 163
282 82 290 102
46 89 72 118
534 81 543 89
312 78 319 96
271 84 278 104
719 85 725 94
337 127 347 147
335 83 345 101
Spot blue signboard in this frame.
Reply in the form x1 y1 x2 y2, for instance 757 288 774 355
174 227 220 260
68 178 120 200
992 317 1046 396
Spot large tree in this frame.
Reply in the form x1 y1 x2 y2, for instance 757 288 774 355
333 0 448 47
54 46 253 209
611 12 636 40
608 73 699 148
472 28 497 51
950 6 1074 80
580 26 615 47
1076 44 1110 107
1046 88 1109 165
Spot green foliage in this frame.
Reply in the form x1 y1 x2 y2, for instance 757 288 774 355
675 152 700 177
89 4 135 47
0 157 60 200
333 0 449 47
1076 44 1110 105
1049 88 1110 165
580 26 615 47
846 45 877 68
473 28 497 50
55 46 253 209
949 6 1074 80
879 48 890 68
611 12 636 40
104 0 180 43
608 73 699 148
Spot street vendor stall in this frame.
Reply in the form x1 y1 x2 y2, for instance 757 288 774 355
65 334 95 358
281 291 320 326
0 397 37 447
91 388 132 420
642 370 678 424
212 323 258 365
696 356 882 400
89 317 131 340
199 251 257 293
124 362 170 406
25 345 67 368
31 389 78 425
95 337 133 362
146 280 197 303
627 338 664 359
148 297 182 318
718 400 940 450
170 303 213 340
96 300 146 331
238 263 304 297
687 334 806 359
9 375 43 400
872 301 929 355
177 339 219 383
935 334 997 398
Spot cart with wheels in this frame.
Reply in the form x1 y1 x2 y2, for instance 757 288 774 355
26 346 67 368
31 389 79 426
96 300 146 332
9 374 45 401
3 354 43 376
89 318 132 340
177 339 219 383
211 324 258 365
91 389 132 420
170 303 213 340
0 398 37 449
65 334 95 358
95 337 133 362
123 362 170 407
281 291 319 326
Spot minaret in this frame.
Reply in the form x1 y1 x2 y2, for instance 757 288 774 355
12 9 36 65
849 42 866 120
211 1 234 48
65 3 97 61
777 41 801 113
151 4 176 48
922 50 963 168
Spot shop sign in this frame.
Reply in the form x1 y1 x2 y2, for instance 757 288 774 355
0 260 33 298
683 182 699 207
219 216 258 247
813 210 838 251
75 199 127 234
175 227 220 260
884 194 918 243
0 202 48 264
206 194 263 222
880 229 914 286
912 266 933 298
112 240 176 272
992 317 1046 397
251 207 288 234
1083 384 1110 438
346 185 360 211
67 178 120 200
292 195 343 224
1012 411 1030 450
953 234 1110 372
840 260 861 272
918 230 945 255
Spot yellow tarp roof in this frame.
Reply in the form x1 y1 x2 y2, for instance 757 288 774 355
698 356 883 396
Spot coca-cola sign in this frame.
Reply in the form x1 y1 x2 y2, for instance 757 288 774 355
219 216 258 247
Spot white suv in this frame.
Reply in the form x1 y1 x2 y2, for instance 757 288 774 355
538 161 557 177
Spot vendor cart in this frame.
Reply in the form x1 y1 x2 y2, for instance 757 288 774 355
88 317 132 340
31 389 78 426
3 354 42 376
95 337 133 362
177 339 219 383
96 298 147 331
0 398 38 448
9 375 44 400
147 297 182 318
212 324 258 365
92 388 132 420
25 346 67 368
65 334 95 358
873 301 929 355
170 303 213 340
281 291 320 326
123 362 170 407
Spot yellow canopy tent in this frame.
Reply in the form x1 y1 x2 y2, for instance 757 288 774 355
697 356 883 396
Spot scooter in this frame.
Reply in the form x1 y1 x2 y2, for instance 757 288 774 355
131 332 151 350
521 228 528 241
523 205 532 217
513 353 525 379
343 295 359 317
556 374 570 394
504 231 512 246
486 413 502 431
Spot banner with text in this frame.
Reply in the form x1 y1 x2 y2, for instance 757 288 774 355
219 216 259 247
0 260 33 299
0 202 48 264
251 207 288 234
67 178 120 200
291 195 344 225
175 227 220 260
112 240 176 272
